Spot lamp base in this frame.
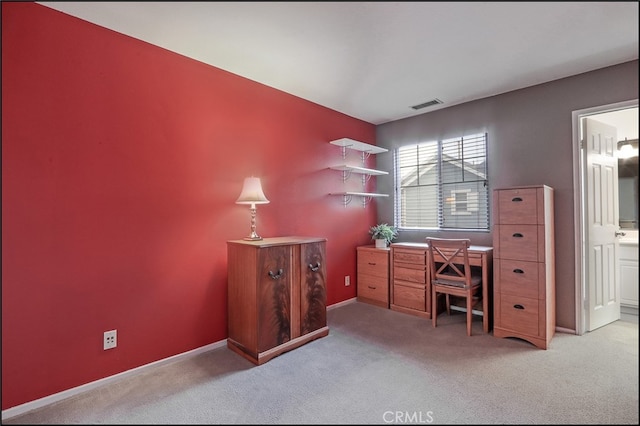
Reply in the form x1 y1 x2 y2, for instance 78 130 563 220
243 236 263 241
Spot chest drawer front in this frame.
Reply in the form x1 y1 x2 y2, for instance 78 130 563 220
496 225 539 262
393 283 426 311
497 188 539 224
393 249 426 265
497 259 539 299
499 294 539 336
358 251 389 277
357 274 388 303
393 265 427 284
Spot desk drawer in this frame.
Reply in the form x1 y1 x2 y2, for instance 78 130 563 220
393 249 426 265
358 250 389 278
432 250 483 264
393 282 426 311
393 265 427 284
357 274 388 304
498 294 539 336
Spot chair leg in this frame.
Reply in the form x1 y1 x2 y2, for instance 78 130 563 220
445 294 451 315
432 289 438 328
466 293 473 336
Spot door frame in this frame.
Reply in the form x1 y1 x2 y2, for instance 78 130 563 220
572 99 638 336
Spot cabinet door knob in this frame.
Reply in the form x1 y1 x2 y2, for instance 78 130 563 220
268 269 284 280
513 269 524 274
368 262 377 265
512 233 524 238
513 304 525 310
308 262 321 272
512 197 523 202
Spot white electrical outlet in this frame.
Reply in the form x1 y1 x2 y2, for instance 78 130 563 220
103 330 117 350
345 276 351 286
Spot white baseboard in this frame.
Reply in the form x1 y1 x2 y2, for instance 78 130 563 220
555 326 576 334
327 297 357 310
1 340 227 421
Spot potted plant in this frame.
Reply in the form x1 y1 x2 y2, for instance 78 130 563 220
369 223 398 248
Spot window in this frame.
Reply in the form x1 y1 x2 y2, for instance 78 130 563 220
394 133 489 230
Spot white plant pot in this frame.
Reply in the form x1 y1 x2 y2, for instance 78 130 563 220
375 239 387 249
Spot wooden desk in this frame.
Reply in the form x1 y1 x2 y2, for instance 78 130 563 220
390 242 494 333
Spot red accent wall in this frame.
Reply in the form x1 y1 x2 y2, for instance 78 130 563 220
2 3 378 410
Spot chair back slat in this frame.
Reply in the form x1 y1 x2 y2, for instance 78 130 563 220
426 238 472 288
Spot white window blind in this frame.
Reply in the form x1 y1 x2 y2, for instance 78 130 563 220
394 133 489 230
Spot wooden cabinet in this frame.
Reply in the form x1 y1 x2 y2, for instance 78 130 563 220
389 244 431 319
227 236 329 365
357 246 390 308
493 185 555 349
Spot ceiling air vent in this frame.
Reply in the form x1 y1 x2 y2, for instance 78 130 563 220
410 99 443 110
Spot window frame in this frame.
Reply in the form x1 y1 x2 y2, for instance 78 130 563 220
393 133 489 232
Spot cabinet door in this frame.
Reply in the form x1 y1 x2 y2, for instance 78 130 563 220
257 245 292 352
620 258 639 307
299 241 327 335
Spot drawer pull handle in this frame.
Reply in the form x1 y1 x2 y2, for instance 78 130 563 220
368 262 377 265
513 269 524 274
367 286 377 290
512 197 523 202
308 262 321 272
513 304 525 310
512 233 524 238
268 269 284 280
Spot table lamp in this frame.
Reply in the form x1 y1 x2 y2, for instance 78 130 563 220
235 177 270 240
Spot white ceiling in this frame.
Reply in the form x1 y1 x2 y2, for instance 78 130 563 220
38 2 638 125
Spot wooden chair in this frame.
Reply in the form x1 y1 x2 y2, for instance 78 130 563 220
426 237 482 336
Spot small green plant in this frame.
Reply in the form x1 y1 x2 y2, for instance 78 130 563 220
369 223 398 244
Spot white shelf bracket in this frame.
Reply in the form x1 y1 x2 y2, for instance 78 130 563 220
341 194 353 207
342 170 353 182
361 196 373 208
340 145 349 160
361 174 372 186
361 151 372 164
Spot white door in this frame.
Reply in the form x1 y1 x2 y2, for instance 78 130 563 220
583 117 620 331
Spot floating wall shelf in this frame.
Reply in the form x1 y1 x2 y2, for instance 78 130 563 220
329 192 389 208
329 138 389 207
330 138 388 161
329 165 389 184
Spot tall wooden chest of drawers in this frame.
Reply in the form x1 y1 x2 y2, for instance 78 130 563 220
227 236 329 364
357 246 390 308
493 185 555 349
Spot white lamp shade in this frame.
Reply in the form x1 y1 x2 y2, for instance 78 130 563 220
236 177 270 205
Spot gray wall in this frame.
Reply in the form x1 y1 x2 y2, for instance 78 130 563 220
375 60 639 331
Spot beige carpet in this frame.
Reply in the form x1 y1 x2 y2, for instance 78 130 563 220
4 301 638 424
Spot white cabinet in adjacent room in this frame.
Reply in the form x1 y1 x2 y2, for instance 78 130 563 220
620 236 639 309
